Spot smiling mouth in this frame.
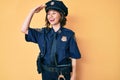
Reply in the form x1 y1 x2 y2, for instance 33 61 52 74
49 19 55 22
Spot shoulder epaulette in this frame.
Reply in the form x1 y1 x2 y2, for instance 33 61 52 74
35 28 43 32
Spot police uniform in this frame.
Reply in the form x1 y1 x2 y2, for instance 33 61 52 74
25 0 81 80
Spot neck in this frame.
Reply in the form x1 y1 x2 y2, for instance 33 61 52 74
52 24 61 32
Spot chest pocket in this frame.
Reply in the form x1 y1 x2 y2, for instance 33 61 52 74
57 36 68 50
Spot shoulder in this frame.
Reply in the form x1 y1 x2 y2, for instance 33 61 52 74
62 28 75 36
34 27 50 33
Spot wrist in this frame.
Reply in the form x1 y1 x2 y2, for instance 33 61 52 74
30 9 35 15
71 74 76 80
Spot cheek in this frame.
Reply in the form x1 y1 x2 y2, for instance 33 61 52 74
47 15 49 19
46 16 50 22
55 15 61 21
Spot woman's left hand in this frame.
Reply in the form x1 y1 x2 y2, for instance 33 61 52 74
70 75 76 80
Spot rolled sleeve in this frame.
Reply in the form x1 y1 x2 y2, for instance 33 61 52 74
69 34 81 59
25 28 39 43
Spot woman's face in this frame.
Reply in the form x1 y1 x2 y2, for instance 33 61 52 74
47 10 61 26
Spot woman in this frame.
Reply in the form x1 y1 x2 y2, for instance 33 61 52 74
21 0 81 80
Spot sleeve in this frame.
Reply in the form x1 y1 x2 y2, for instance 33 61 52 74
69 34 81 59
25 28 40 43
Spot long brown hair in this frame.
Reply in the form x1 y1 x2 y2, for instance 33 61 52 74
45 11 67 28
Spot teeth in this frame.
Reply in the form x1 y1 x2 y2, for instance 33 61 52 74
50 19 55 22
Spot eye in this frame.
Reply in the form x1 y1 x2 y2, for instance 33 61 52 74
47 13 50 15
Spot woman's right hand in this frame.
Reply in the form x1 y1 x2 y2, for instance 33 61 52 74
21 4 46 34
32 4 46 13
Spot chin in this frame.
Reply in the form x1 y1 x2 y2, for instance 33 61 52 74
50 23 56 26
49 21 60 26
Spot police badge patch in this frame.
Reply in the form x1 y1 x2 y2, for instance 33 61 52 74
61 36 67 42
50 1 55 5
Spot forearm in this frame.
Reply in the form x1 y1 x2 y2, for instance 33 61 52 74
71 59 77 80
21 5 46 34
21 10 35 34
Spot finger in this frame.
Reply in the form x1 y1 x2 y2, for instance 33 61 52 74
39 4 46 8
33 4 46 13
42 4 47 7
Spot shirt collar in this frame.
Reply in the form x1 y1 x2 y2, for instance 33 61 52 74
51 26 63 34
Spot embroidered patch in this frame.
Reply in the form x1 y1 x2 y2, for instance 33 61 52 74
35 28 42 32
61 36 67 42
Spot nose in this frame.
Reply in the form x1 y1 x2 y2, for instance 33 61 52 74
49 14 53 18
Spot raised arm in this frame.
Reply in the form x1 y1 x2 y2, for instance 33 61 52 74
21 4 46 34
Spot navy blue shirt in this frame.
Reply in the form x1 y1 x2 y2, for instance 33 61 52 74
25 27 81 65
